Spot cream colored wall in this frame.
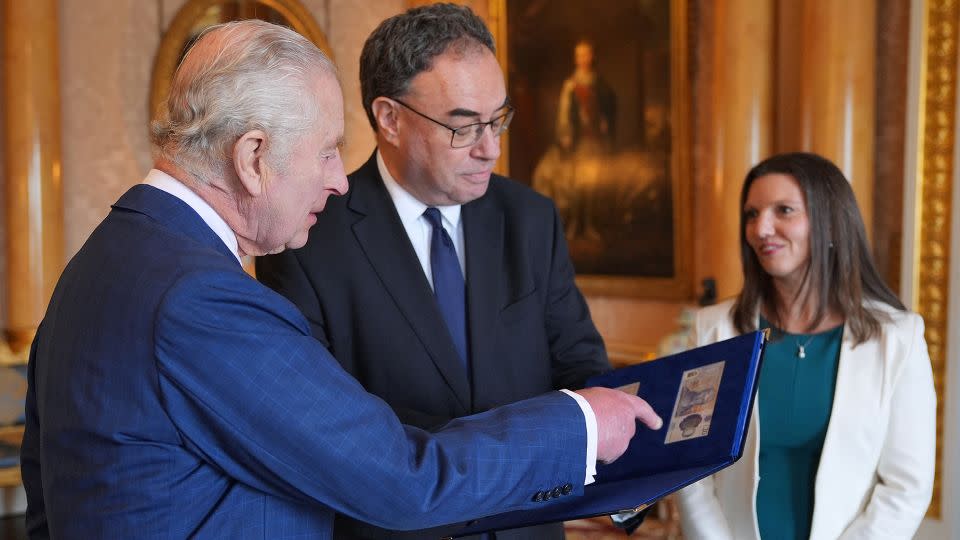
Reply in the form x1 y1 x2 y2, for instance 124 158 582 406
60 2 156 259
58 0 404 259
588 298 687 363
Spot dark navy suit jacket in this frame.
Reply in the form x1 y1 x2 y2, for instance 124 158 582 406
257 153 609 539
21 184 587 539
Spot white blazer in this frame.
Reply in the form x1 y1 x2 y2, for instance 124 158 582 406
677 299 936 540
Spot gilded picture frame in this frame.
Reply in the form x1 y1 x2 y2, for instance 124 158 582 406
489 0 692 299
149 0 332 123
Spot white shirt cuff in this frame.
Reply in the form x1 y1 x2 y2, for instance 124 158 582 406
560 389 598 485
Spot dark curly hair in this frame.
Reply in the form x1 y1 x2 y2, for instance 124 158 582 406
359 3 495 130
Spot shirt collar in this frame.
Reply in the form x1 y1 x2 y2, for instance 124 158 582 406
377 150 462 229
143 168 241 262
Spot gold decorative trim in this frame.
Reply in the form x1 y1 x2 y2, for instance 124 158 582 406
913 0 957 519
149 0 333 122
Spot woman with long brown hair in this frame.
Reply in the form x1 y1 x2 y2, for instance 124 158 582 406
677 152 935 539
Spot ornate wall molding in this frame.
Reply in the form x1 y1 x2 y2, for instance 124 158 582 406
912 0 957 519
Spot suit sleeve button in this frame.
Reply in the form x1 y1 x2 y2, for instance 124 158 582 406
551 487 562 498
561 483 573 495
532 491 544 502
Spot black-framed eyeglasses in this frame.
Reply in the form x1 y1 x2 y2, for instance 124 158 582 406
393 98 515 149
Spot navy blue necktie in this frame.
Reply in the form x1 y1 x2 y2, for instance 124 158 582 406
423 208 469 372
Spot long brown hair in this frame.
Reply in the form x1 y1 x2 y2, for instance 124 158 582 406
731 152 904 345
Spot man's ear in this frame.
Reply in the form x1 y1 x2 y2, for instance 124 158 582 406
371 97 400 146
233 130 268 197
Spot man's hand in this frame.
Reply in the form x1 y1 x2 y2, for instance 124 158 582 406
575 387 663 463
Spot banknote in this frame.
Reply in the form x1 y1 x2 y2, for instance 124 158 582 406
665 360 725 444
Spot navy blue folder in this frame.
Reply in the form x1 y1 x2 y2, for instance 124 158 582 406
449 331 767 537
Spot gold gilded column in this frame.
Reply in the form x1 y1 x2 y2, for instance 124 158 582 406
790 0 876 239
709 0 774 300
2 0 64 356
908 0 956 519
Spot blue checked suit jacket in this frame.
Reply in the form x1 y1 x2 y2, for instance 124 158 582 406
20 184 587 539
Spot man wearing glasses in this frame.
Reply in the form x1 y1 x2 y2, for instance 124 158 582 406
257 5 610 539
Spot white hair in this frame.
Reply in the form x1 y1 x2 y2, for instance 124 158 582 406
151 19 337 182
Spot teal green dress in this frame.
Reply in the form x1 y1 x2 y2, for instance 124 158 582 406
756 317 843 540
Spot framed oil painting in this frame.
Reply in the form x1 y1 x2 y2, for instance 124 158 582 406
489 0 691 299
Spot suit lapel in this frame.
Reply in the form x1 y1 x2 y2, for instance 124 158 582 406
810 328 877 540
462 189 504 409
347 154 472 411
114 185 239 264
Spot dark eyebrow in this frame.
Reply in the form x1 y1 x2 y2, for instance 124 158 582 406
445 98 512 119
